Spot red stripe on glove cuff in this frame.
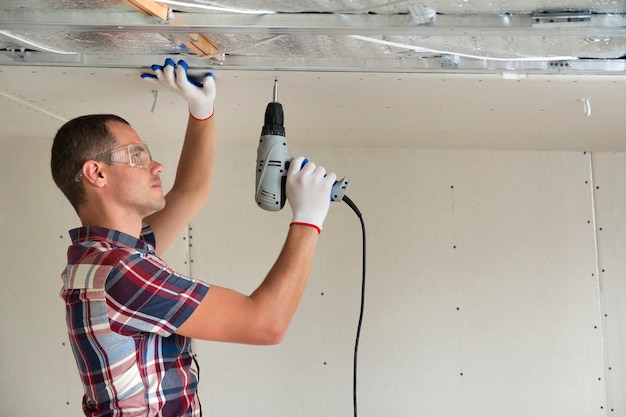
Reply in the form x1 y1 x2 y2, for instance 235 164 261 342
290 222 322 234
190 108 214 121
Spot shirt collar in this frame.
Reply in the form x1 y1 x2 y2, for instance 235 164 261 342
69 224 155 254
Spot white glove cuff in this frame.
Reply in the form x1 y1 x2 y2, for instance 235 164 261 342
290 221 322 234
189 105 214 121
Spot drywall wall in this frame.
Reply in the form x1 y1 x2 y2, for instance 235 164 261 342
0 131 623 416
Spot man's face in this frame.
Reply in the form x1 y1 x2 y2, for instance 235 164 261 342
104 121 166 218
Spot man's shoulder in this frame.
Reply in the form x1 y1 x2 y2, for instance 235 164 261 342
64 226 151 291
64 241 140 291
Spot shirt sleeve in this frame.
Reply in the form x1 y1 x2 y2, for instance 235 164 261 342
104 252 210 337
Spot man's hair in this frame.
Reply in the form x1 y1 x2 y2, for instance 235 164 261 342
51 114 130 212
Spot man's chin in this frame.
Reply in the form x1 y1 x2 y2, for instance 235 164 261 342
155 199 166 212
145 199 166 217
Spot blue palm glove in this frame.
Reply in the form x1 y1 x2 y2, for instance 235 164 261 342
141 58 216 120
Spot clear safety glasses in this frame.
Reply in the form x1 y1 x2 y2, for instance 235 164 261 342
74 143 153 182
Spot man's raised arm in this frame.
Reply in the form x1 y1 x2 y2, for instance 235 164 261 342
142 59 217 255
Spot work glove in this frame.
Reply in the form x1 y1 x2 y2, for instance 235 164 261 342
286 156 336 234
141 58 216 120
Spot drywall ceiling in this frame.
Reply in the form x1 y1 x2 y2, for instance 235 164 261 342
0 1 624 151
2 65 624 151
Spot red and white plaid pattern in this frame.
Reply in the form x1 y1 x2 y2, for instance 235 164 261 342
61 225 209 416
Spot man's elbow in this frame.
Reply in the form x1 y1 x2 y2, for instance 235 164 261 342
257 320 290 345
263 333 285 346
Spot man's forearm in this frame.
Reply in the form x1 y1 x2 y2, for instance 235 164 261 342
249 224 320 340
173 115 217 203
174 224 320 345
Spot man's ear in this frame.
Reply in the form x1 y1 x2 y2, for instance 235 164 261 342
81 161 107 187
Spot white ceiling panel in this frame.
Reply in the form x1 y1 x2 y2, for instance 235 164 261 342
1 65 624 151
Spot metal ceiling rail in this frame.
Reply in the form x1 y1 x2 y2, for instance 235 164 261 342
1 9 624 74
1 50 624 75
0 10 625 37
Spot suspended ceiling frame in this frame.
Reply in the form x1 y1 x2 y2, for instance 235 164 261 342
1 3 625 75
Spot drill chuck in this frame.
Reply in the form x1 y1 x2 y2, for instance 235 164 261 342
262 101 285 137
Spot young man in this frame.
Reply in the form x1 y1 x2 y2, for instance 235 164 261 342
51 59 336 416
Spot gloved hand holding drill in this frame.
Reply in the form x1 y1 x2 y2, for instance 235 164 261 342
142 58 216 120
287 156 336 234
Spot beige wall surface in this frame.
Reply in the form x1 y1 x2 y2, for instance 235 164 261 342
0 131 623 416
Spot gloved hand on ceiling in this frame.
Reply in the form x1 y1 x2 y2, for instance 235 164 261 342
141 58 216 120
286 156 336 234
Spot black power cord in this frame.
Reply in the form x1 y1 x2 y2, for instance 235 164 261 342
342 195 366 417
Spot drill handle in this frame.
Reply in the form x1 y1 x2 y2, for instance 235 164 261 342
300 158 351 202
331 177 351 202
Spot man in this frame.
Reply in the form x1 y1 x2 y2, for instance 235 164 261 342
50 59 336 416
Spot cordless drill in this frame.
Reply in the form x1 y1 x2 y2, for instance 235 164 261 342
255 79 351 211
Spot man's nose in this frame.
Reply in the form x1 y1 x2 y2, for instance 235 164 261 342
150 160 164 174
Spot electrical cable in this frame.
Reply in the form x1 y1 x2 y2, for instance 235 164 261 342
154 0 275 14
349 35 578 62
192 354 203 416
0 30 77 54
342 195 365 417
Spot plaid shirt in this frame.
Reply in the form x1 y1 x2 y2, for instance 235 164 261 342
61 224 210 416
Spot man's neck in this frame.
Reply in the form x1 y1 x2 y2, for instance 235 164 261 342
78 207 143 238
